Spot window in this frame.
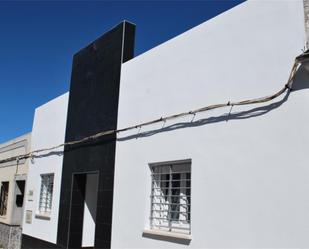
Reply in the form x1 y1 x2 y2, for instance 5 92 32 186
39 174 54 214
0 182 9 216
149 160 191 235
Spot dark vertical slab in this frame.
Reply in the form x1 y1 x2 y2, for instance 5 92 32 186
57 21 135 249
22 235 63 249
67 174 87 248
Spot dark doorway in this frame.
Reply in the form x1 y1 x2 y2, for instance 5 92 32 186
68 172 99 249
16 180 26 207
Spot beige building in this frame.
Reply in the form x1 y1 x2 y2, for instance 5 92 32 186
0 133 31 249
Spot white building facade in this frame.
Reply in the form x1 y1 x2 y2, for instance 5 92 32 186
0 133 31 249
113 1 309 248
22 93 69 244
16 0 309 248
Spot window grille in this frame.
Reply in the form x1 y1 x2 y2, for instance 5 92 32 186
39 174 54 214
0 182 9 216
150 160 191 234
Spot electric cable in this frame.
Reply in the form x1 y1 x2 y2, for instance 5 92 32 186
0 52 306 165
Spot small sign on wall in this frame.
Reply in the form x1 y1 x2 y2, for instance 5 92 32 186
25 210 32 224
28 190 34 201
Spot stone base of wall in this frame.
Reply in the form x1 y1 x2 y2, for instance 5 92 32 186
0 222 21 249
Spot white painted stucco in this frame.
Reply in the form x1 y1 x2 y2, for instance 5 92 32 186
113 0 309 248
22 92 69 243
0 133 31 226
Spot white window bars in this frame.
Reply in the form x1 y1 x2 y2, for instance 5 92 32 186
39 174 54 214
150 160 191 235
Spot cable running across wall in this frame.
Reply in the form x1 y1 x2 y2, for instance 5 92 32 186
0 53 306 165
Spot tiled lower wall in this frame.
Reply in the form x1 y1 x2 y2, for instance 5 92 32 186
0 223 21 249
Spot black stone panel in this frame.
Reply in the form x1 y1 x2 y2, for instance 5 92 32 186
22 234 64 249
67 174 87 248
95 239 110 249
122 21 136 63
56 21 135 249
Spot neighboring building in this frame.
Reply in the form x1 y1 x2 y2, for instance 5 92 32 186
17 0 309 249
0 133 31 249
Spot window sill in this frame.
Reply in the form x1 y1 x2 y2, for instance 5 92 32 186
143 229 191 244
35 213 51 220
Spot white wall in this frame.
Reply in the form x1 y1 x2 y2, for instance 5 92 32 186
0 133 30 226
113 0 309 248
22 92 69 243
82 173 99 247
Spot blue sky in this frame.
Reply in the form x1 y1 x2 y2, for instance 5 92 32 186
0 0 244 143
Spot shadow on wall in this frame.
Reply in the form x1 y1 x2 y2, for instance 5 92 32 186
142 231 191 245
28 65 309 159
117 65 309 141
30 136 116 160
291 65 309 92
